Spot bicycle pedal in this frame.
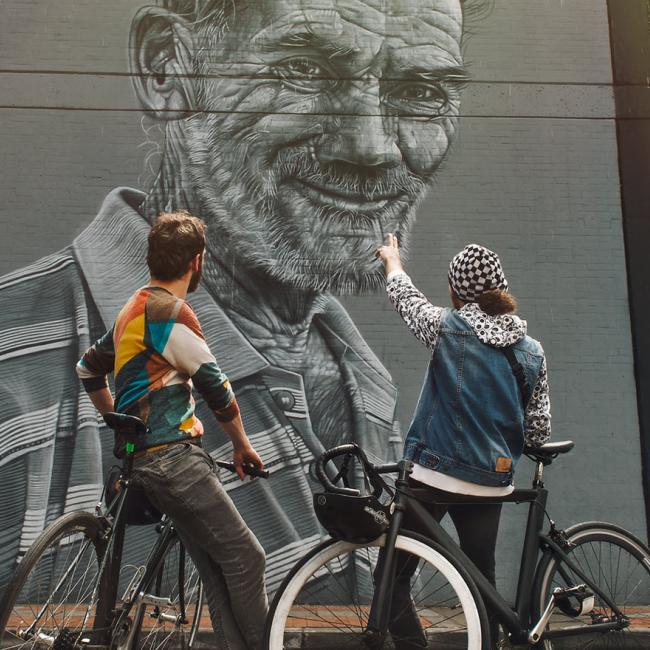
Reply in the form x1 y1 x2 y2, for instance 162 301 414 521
554 585 595 617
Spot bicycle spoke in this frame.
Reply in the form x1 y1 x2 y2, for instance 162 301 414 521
539 528 650 650
273 538 481 649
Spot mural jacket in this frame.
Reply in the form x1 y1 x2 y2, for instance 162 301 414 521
0 187 402 592
387 272 551 487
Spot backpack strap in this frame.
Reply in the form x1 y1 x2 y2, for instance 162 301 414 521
501 346 531 408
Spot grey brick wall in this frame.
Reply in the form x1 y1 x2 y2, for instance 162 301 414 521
0 0 644 597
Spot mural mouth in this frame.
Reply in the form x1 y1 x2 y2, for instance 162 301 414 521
293 179 405 213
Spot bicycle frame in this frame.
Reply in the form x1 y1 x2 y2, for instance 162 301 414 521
93 460 187 648
372 460 628 646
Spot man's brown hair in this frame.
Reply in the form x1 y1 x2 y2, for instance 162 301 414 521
147 211 206 281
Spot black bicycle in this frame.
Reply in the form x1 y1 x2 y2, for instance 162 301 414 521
0 412 268 650
265 441 650 649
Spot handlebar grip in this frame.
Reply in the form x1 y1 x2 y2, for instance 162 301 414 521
216 461 269 479
315 444 362 496
244 464 270 479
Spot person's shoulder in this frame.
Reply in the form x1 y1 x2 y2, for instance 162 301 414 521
0 248 80 291
0 248 83 310
145 289 202 332
442 306 469 329
0 249 86 365
518 332 544 357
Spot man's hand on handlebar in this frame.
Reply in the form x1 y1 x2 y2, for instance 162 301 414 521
233 443 264 481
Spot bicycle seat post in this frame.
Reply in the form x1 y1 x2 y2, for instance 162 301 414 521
533 460 545 488
124 441 135 480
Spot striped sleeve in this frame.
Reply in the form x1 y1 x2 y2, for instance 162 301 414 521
76 326 115 393
159 303 239 421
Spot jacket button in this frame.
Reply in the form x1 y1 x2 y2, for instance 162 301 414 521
273 390 296 411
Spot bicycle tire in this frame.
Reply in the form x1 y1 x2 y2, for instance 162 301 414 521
264 531 490 650
0 510 111 650
128 535 204 650
532 521 650 649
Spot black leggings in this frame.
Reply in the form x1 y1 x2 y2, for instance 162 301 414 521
386 481 503 650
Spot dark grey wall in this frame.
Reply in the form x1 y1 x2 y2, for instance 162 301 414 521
0 0 644 599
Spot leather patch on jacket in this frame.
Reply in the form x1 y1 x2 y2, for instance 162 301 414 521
496 457 512 472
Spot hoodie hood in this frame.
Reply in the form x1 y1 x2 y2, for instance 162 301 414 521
457 302 527 348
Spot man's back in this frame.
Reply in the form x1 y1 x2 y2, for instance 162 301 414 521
78 285 239 453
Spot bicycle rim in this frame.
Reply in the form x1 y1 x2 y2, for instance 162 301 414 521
535 526 650 649
0 511 108 650
266 533 486 650
131 536 204 650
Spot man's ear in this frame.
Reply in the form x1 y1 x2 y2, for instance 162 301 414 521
129 6 196 120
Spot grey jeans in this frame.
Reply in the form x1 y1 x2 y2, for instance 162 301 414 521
132 442 269 650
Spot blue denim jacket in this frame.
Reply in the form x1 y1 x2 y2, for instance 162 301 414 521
404 309 544 487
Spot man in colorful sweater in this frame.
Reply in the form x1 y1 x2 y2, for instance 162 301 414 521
76 211 268 650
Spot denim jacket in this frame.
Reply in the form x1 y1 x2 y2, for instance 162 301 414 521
387 273 550 488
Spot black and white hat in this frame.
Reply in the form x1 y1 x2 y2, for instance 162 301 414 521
448 244 508 302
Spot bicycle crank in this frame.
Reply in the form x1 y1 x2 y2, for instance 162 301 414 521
528 585 594 644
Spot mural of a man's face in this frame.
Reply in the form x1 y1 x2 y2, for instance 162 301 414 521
168 0 464 293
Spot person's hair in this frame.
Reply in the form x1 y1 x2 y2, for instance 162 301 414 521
476 289 517 316
147 211 206 281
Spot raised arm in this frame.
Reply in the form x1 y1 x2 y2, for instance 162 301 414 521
376 233 445 352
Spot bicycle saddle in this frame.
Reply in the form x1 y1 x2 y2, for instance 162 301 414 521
525 440 574 465
103 412 147 436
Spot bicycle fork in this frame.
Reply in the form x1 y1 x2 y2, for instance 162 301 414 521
363 461 412 649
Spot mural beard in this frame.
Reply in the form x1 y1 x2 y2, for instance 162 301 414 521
185 115 431 295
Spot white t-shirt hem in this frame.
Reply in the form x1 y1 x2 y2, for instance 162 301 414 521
411 463 515 496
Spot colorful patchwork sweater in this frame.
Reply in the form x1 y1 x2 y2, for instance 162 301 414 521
76 286 239 451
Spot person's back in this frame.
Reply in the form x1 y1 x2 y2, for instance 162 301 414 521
406 304 546 489
76 211 269 650
376 237 551 650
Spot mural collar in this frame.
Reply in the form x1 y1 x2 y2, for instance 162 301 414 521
72 187 391 383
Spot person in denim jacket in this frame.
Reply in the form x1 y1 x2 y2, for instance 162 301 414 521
375 235 551 649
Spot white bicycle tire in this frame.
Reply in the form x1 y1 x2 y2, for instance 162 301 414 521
267 533 484 650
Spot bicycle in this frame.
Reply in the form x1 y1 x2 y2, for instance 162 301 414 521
0 412 268 650
265 441 650 649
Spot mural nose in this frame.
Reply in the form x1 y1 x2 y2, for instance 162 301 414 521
318 114 401 169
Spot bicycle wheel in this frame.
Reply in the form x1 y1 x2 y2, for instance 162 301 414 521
129 535 204 650
0 510 111 650
265 532 489 650
532 522 650 649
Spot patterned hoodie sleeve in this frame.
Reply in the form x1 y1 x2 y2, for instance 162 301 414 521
524 357 552 447
386 272 445 352
156 302 240 423
76 326 116 393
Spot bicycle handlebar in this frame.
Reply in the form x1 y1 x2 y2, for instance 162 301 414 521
216 461 270 479
315 444 401 497
315 444 362 496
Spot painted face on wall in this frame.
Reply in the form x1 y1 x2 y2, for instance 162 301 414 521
185 0 465 293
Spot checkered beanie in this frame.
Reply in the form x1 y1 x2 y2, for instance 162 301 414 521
448 244 508 302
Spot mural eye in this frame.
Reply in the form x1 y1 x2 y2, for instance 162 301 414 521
276 57 336 93
384 82 450 118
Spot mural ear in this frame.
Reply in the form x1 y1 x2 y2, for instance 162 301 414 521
129 6 196 120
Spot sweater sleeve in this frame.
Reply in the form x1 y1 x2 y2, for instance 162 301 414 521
157 302 240 422
524 357 552 447
386 272 445 352
76 326 116 393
